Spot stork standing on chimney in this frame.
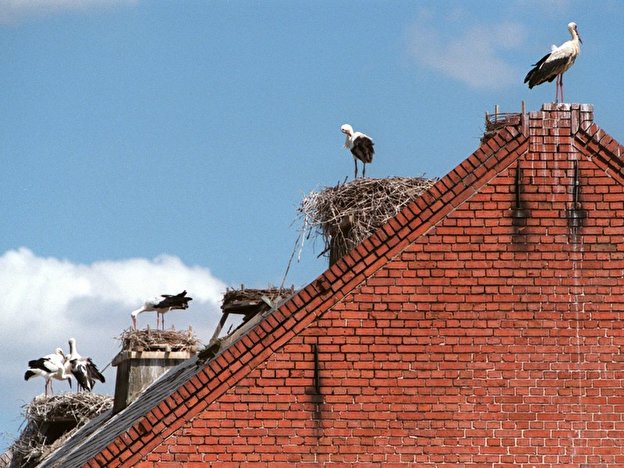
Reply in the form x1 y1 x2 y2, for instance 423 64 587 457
524 22 582 103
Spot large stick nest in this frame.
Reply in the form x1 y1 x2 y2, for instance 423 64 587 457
222 286 295 306
24 393 112 424
9 393 112 468
118 328 199 353
298 177 437 263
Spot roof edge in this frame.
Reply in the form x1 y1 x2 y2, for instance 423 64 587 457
575 122 624 182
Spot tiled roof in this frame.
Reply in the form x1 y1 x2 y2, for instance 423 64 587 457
41 103 624 467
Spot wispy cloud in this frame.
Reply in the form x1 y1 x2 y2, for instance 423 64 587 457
0 0 137 24
406 12 527 90
0 248 226 444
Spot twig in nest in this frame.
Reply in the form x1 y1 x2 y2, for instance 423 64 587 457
10 393 112 467
296 176 437 262
25 393 112 424
222 287 295 305
117 328 200 353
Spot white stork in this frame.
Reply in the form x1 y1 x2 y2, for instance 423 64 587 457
524 22 582 103
131 290 193 330
67 337 105 392
340 124 375 179
24 348 72 396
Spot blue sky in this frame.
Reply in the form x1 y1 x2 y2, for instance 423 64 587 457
2 0 623 452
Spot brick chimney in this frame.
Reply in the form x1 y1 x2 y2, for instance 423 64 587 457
111 330 197 414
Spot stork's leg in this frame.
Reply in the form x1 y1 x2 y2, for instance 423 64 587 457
555 74 564 104
363 163 366 178
353 158 358 179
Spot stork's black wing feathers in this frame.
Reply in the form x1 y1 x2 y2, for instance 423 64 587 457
160 290 187 299
28 357 55 373
351 136 374 164
524 52 550 84
524 54 571 88
70 359 92 391
157 290 192 309
28 358 45 369
86 358 106 384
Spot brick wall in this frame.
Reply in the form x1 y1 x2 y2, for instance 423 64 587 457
135 104 624 467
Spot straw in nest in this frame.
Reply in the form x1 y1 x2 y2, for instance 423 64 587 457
10 393 112 467
118 328 199 353
222 286 295 306
297 176 437 264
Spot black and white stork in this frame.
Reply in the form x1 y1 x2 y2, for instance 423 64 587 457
524 22 582 103
67 337 105 392
131 290 193 330
24 348 72 396
340 124 375 179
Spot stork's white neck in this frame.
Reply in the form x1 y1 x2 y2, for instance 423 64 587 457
344 134 353 149
567 24 581 46
68 338 78 358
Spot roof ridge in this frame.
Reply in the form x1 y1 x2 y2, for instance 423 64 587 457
575 122 624 181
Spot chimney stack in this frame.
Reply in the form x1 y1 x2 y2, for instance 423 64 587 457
112 329 198 414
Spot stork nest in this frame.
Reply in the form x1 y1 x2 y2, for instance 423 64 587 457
23 393 112 425
9 393 112 468
118 328 199 353
222 286 295 306
482 112 522 143
298 177 437 264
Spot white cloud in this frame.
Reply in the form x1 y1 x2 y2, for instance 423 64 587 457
407 16 527 90
0 0 137 24
0 248 227 447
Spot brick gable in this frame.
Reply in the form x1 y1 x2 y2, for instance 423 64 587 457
41 103 624 467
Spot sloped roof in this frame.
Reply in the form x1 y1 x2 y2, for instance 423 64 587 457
41 103 624 467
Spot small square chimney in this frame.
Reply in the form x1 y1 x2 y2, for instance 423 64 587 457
111 329 198 414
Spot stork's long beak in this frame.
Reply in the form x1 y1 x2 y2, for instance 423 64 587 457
578 34 583 44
